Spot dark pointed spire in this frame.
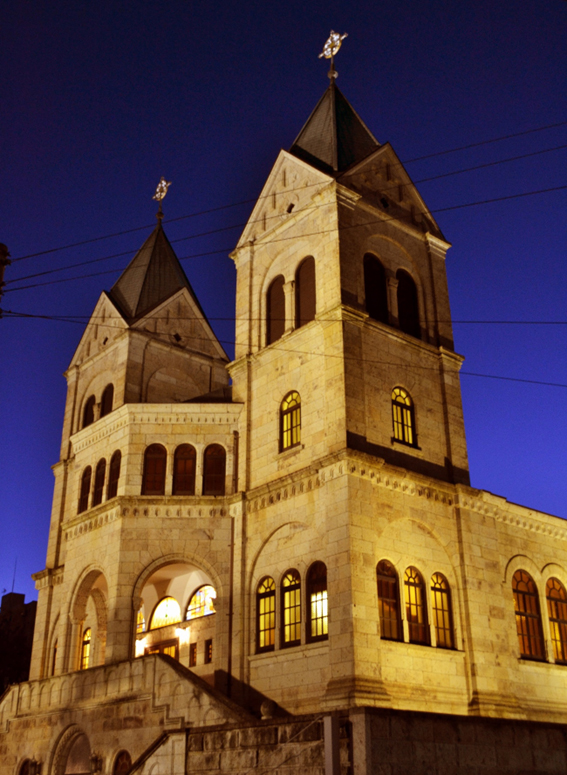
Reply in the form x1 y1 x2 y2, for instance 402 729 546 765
289 82 379 174
109 220 200 323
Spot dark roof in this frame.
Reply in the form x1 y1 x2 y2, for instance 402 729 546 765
185 386 233 404
289 82 379 174
109 219 203 323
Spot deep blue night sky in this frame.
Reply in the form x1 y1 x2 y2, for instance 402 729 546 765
1 0 566 602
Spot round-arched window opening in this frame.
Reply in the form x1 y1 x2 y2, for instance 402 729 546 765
150 596 181 630
113 750 132 775
186 585 216 620
65 733 91 775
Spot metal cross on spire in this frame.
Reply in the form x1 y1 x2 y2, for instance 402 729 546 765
318 30 348 81
152 176 172 219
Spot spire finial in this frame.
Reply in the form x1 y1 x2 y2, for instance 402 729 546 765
152 176 172 220
318 30 348 81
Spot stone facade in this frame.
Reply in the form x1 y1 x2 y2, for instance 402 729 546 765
2 83 567 774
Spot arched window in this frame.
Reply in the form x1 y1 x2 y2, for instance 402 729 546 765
512 570 545 660
546 578 567 663
80 628 91 670
136 606 145 635
280 391 301 452
392 387 416 447
82 395 96 428
186 585 216 619
113 751 132 775
92 458 106 507
142 444 167 495
295 257 316 328
431 573 454 648
257 577 276 653
202 444 226 496
65 734 91 774
100 384 114 418
78 467 92 514
173 444 196 495
150 596 181 630
404 567 429 644
19 760 31 775
107 450 121 499
281 569 301 647
377 560 401 641
396 269 421 339
307 561 328 642
364 254 388 324
51 640 58 676
267 275 285 345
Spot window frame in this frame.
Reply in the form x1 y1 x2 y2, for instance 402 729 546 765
78 466 92 514
396 269 421 339
512 570 545 661
107 450 121 500
404 566 430 645
202 444 226 496
280 391 301 452
173 444 197 496
430 572 454 649
82 395 96 429
266 274 286 345
363 253 389 325
186 585 216 620
149 596 182 631
281 569 301 648
391 387 417 448
256 576 276 653
80 627 91 670
141 444 167 496
295 256 316 329
377 560 402 641
306 561 328 643
100 384 114 418
546 577 567 664
92 458 106 508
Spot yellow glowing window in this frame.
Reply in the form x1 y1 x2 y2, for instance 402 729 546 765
80 628 91 670
281 570 301 647
280 391 301 451
377 560 402 641
404 567 429 645
392 387 416 446
186 585 216 620
257 577 276 652
150 596 181 630
512 570 544 660
431 573 454 648
307 561 328 642
546 578 567 663
136 607 145 634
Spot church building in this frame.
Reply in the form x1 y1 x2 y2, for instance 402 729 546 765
2 66 567 775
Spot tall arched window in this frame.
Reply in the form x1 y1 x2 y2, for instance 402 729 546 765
257 577 276 653
80 628 91 670
83 395 96 428
392 387 416 447
92 458 106 507
142 444 167 495
107 450 121 499
396 269 421 339
65 734 91 774
512 570 545 660
295 257 316 328
307 561 328 642
186 585 216 619
267 275 285 345
100 384 114 418
173 444 196 495
404 567 429 644
546 578 567 663
113 751 132 775
78 467 92 514
280 391 301 451
431 573 454 648
203 444 226 496
281 569 301 647
364 254 388 324
150 597 181 630
51 640 58 676
377 560 401 641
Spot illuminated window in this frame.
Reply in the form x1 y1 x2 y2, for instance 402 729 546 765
204 638 213 664
307 561 328 642
547 578 567 663
203 445 226 496
186 585 216 620
189 642 197 667
113 751 132 775
107 450 121 499
431 573 454 648
512 570 545 660
280 391 301 451
295 257 316 328
281 569 301 647
404 567 429 645
377 560 401 641
80 628 91 670
92 458 106 507
364 254 388 324
392 387 416 447
267 275 285 345
146 639 178 659
173 444 196 495
78 466 92 514
257 577 276 652
100 384 114 418
396 269 421 339
150 597 181 630
142 444 167 495
136 606 145 634
83 395 95 428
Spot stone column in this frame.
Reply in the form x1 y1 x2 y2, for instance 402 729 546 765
283 280 295 334
387 276 399 327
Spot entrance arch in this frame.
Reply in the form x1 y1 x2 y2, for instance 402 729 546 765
69 569 108 671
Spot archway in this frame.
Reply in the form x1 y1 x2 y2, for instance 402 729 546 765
70 570 108 671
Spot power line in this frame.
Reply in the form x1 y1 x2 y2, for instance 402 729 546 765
9 118 567 264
